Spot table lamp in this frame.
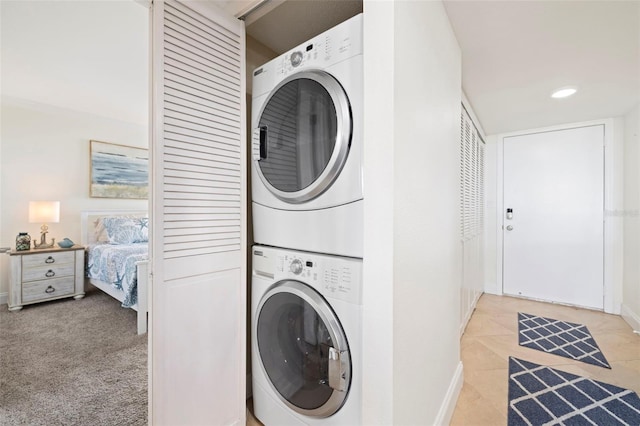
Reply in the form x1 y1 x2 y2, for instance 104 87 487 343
29 201 60 249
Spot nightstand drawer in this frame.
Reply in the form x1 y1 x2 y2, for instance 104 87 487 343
22 277 74 303
22 263 75 282
22 251 74 268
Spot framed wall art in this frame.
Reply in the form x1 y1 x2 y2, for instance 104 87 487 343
90 140 149 199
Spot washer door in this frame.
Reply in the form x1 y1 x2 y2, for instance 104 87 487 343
253 70 352 203
256 280 351 418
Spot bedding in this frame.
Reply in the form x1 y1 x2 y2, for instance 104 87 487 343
103 216 148 244
86 242 148 308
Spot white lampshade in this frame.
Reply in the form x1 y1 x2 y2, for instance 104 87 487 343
29 201 60 223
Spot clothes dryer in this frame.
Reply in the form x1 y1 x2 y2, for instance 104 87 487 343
251 245 362 425
251 14 363 258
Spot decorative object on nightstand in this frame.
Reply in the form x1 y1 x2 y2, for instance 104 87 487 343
58 238 74 248
7 245 85 311
15 232 31 251
29 201 60 249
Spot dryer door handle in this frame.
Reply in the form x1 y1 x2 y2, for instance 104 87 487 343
252 127 268 161
328 347 348 392
259 126 268 160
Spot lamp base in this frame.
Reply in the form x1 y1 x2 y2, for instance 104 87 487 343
33 241 55 249
33 232 55 250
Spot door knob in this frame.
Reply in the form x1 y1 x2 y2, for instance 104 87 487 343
506 225 514 231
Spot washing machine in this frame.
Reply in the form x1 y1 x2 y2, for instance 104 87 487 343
251 245 362 425
251 14 363 258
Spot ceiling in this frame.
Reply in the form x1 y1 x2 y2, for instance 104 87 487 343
0 1 148 125
2 1 637 136
443 0 640 135
234 0 640 136
244 0 362 55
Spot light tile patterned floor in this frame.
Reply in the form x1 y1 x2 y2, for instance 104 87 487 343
246 294 640 425
451 294 640 425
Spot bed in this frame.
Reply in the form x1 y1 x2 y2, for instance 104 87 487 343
81 210 149 335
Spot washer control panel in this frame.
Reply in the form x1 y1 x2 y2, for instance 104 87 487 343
253 246 362 305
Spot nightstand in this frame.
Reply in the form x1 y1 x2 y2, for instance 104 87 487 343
8 245 85 311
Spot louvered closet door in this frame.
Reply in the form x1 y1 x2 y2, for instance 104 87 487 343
459 107 484 333
151 1 245 424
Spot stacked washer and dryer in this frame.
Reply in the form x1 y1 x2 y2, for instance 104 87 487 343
250 14 364 426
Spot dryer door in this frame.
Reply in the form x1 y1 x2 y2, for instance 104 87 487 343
253 70 352 203
256 280 351 418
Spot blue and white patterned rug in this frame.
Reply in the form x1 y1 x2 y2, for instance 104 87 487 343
518 312 611 369
508 357 640 425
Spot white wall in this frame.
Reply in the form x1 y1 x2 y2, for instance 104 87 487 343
623 103 640 330
363 1 462 424
362 1 395 422
1 1 148 125
0 98 147 298
0 0 148 303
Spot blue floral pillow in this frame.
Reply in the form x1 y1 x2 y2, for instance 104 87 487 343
102 216 149 244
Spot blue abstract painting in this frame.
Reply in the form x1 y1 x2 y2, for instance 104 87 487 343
90 140 148 199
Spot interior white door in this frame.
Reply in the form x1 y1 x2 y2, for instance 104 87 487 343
150 1 246 424
503 125 604 309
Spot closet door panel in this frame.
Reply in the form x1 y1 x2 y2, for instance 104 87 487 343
150 1 246 424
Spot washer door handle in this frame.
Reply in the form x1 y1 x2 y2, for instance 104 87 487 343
328 347 348 392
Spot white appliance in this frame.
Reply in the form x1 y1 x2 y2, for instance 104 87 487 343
251 245 362 426
251 14 363 258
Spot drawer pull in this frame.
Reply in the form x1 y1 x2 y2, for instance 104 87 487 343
45 270 55 278
45 256 55 264
45 286 55 294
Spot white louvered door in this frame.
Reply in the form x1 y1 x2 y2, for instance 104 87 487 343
460 106 484 334
150 1 245 424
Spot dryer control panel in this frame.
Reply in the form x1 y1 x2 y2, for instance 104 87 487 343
251 14 363 97
275 16 362 78
253 245 362 305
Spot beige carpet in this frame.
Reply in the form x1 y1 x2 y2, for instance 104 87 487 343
0 287 147 425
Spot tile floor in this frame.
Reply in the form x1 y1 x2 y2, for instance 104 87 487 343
247 293 640 425
450 294 640 425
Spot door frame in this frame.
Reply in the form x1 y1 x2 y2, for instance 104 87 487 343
494 118 624 314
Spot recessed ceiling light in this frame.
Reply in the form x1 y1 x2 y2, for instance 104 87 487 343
551 87 577 99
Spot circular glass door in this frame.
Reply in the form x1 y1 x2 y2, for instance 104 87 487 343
256 280 351 418
255 70 352 203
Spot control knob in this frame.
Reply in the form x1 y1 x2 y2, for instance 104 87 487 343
290 51 303 67
290 259 303 275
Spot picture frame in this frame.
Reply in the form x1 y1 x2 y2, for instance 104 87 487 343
90 140 149 199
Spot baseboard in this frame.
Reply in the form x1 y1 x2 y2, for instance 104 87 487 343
0 292 7 306
621 303 640 334
483 285 501 296
459 316 468 337
433 361 464 426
